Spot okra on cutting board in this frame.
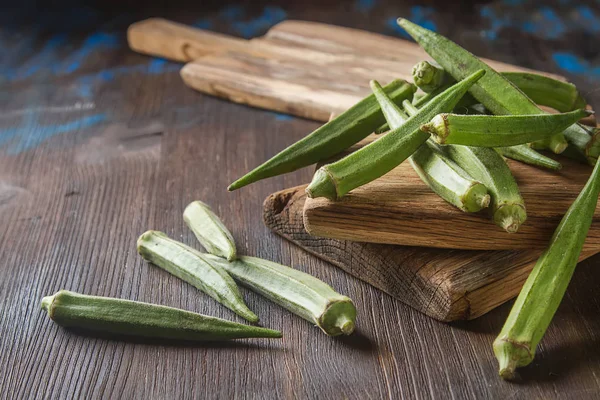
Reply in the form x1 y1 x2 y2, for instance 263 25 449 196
40 15 599 385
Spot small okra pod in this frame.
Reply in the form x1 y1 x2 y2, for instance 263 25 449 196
137 231 258 322
445 145 527 233
421 110 590 147
496 145 562 171
371 80 490 212
41 290 282 340
398 18 568 155
493 156 600 380
183 200 237 261
412 60 447 92
228 80 416 190
205 254 357 336
305 70 485 200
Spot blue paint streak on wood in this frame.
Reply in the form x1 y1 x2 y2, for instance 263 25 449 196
220 5 245 21
192 19 214 30
59 32 120 75
1 113 107 154
19 34 68 80
354 0 377 13
553 52 600 81
232 6 287 38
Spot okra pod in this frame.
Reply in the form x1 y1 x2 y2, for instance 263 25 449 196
398 18 569 155
371 80 490 212
41 290 282 340
413 61 587 113
445 145 527 232
228 80 416 190
493 156 600 380
183 200 237 261
305 70 485 200
137 230 258 322
205 254 357 336
421 110 589 147
496 145 562 171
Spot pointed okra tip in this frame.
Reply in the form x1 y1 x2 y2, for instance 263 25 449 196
305 167 338 201
369 79 383 93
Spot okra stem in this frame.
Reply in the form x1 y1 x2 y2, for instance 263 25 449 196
306 70 485 200
205 255 357 336
228 80 416 190
398 18 569 155
493 155 600 380
137 231 258 322
421 110 589 147
412 60 447 92
42 290 282 340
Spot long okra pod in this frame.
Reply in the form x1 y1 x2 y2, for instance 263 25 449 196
421 110 589 147
305 70 485 200
205 254 357 336
41 290 282 340
371 80 490 212
445 145 527 232
183 201 237 261
398 19 569 155
413 61 587 113
496 145 562 171
493 157 600 380
137 231 258 322
228 80 416 190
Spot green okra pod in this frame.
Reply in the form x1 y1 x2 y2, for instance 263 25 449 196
305 70 485 200
183 200 237 261
496 145 562 171
371 80 490 212
228 80 416 190
413 61 587 113
445 145 527 233
41 290 282 340
421 109 590 147
205 254 357 336
398 18 569 155
493 157 600 380
137 230 258 322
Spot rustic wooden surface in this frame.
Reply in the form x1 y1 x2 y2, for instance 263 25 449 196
265 185 597 321
2 1 600 398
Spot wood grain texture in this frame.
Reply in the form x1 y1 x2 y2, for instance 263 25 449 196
304 155 600 251
265 185 597 321
3 2 600 398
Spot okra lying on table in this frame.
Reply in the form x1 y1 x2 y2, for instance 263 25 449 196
398 19 570 155
205 254 357 336
413 61 588 113
137 230 258 322
228 80 416 190
421 109 590 147
41 290 282 341
370 79 490 212
493 154 600 380
183 200 237 261
305 70 485 200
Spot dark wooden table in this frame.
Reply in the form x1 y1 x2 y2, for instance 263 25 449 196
2 1 599 398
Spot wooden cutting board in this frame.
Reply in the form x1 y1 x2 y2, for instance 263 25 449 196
264 185 597 321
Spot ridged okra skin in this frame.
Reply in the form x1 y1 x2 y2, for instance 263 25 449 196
422 110 589 147
306 70 485 200
183 200 237 261
445 145 527 233
398 18 569 155
137 230 258 322
41 290 282 340
206 255 356 336
228 80 416 190
370 80 490 212
493 155 600 380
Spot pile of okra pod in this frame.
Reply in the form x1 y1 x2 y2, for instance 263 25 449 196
229 19 600 380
